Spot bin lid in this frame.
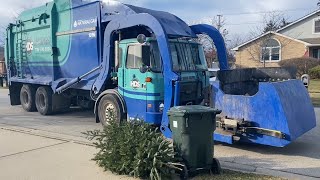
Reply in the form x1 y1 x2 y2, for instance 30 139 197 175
167 105 220 117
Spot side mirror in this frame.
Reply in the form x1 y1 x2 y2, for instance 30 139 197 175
142 45 150 67
139 66 148 73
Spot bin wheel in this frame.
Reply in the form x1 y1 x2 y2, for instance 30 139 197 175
211 158 221 175
20 84 37 112
179 164 188 180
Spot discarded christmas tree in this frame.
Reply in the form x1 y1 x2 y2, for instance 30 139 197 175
84 115 179 180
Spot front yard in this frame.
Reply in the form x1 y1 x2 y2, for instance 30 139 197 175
194 170 284 180
310 80 320 107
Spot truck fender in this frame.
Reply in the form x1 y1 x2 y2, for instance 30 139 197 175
94 89 127 123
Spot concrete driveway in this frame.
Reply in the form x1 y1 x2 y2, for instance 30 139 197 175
0 89 319 179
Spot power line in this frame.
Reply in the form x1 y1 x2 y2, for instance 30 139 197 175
222 8 314 16
227 21 265 26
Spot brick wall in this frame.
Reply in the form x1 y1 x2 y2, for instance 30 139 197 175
0 61 6 75
235 34 307 68
0 47 5 75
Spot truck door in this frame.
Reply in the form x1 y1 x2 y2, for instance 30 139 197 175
122 44 147 120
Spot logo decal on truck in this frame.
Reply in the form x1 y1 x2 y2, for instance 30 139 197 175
26 41 34 53
130 79 140 89
74 21 78 28
73 18 97 28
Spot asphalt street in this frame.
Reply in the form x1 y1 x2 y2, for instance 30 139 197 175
0 88 319 179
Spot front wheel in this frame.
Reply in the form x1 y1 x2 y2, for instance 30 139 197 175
98 94 125 126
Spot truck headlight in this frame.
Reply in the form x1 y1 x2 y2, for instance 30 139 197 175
159 103 164 112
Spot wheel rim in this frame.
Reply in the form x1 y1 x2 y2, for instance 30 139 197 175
38 93 46 109
103 103 117 124
22 91 29 105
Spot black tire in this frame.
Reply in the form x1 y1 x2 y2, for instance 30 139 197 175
211 158 221 175
98 94 125 126
20 84 36 112
35 86 53 115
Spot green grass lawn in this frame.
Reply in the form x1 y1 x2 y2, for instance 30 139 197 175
193 170 285 180
309 80 320 93
310 80 320 107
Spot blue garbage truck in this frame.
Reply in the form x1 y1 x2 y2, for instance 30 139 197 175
5 0 316 147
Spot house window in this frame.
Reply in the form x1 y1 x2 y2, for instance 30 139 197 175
260 38 281 62
312 49 320 59
314 19 320 33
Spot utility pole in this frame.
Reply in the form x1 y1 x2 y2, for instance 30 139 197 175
217 14 222 31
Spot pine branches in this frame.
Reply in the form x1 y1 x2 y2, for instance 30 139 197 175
84 118 176 180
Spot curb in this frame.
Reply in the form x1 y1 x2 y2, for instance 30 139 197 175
220 161 319 180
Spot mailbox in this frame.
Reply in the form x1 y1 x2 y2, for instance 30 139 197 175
301 74 310 89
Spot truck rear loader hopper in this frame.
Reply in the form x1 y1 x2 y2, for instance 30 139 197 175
211 68 316 147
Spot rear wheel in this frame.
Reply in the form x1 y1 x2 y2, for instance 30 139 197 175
35 86 53 115
20 84 36 112
98 94 125 126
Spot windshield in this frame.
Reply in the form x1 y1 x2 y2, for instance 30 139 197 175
150 41 208 72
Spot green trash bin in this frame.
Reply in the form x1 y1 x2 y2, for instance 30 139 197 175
168 105 221 177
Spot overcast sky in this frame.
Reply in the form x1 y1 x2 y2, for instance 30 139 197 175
0 0 319 45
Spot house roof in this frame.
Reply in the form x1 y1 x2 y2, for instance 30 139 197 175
232 9 320 51
299 38 320 45
232 31 310 51
276 9 320 33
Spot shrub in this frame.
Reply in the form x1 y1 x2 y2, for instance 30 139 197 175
278 57 320 77
309 65 320 79
234 64 248 69
84 117 177 180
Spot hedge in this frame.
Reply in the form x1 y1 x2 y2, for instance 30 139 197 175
278 57 320 77
309 65 320 79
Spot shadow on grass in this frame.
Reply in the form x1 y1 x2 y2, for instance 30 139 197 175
310 93 320 107
192 169 284 180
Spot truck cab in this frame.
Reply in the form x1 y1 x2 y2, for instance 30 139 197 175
99 37 210 126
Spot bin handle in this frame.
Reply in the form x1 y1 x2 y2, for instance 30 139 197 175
186 117 189 128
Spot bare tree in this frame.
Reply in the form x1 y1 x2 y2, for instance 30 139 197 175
0 6 29 47
228 33 246 50
243 12 293 67
190 15 232 67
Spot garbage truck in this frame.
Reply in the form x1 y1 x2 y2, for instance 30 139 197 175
5 0 316 147
5 0 228 139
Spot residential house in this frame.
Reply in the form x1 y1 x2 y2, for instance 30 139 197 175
233 9 320 68
0 47 6 75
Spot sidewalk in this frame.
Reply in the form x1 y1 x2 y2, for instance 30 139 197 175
0 128 135 180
